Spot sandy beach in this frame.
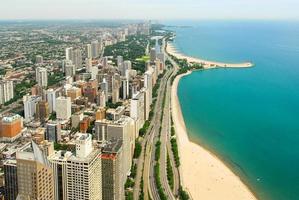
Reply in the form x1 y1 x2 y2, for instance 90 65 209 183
171 72 257 200
166 42 253 69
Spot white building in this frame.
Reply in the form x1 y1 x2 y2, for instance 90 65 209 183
55 96 71 120
36 67 48 87
49 133 102 200
65 47 73 61
46 89 56 113
23 95 42 122
106 116 136 176
130 91 145 137
0 80 14 105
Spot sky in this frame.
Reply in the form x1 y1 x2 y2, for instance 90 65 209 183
0 0 299 20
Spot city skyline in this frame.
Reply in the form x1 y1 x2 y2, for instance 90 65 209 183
0 0 299 20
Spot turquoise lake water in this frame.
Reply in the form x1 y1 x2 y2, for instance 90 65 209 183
167 21 299 200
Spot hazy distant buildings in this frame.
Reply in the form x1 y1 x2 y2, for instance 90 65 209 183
35 55 43 64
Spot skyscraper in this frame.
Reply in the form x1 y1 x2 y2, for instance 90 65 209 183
130 91 145 136
4 160 18 200
47 88 56 113
16 141 54 200
36 67 48 87
0 80 14 105
55 96 71 120
23 95 42 123
150 48 156 63
65 47 73 61
35 100 49 122
45 121 61 143
101 139 124 200
86 44 92 59
72 49 83 70
91 40 99 58
106 116 135 176
49 133 102 200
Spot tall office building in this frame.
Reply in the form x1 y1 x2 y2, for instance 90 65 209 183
49 133 102 200
36 67 48 87
35 100 49 122
45 121 61 143
101 139 124 200
0 80 14 105
16 141 54 200
56 96 71 120
47 88 56 113
4 160 18 200
0 113 23 142
23 95 42 123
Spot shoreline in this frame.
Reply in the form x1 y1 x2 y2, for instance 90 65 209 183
171 71 257 200
166 42 254 69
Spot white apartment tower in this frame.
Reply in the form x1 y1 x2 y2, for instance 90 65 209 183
36 67 48 87
23 95 42 122
130 91 145 136
0 80 14 105
47 89 56 113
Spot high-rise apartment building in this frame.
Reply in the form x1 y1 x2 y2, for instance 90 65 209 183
36 67 48 87
91 40 99 58
130 91 145 135
47 88 57 113
55 96 71 120
106 116 135 176
23 95 42 123
0 80 14 105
